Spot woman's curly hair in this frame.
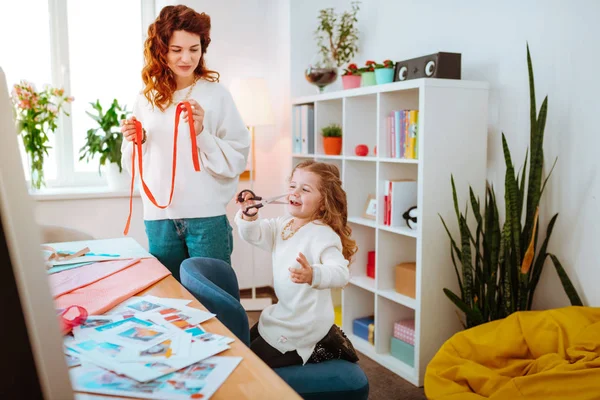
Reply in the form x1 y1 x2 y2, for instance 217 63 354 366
142 5 220 111
291 160 358 263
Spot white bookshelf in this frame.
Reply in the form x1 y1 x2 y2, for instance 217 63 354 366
291 78 489 386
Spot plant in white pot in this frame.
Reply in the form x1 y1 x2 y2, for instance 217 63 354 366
79 99 130 190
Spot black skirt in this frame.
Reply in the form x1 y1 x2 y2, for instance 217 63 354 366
250 323 359 368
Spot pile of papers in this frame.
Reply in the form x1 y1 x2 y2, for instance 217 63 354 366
66 295 242 399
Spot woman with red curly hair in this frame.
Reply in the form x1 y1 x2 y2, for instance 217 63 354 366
120 5 250 281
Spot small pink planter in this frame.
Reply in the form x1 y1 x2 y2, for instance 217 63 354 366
342 75 361 90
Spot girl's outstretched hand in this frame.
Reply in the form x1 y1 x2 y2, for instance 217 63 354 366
289 252 313 285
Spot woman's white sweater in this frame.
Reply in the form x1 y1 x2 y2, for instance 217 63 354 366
121 80 250 220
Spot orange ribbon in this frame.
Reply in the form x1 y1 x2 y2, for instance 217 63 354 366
124 101 200 235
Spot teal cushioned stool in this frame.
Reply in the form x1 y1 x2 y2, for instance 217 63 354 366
274 360 369 400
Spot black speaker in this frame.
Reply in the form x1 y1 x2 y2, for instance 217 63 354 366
393 52 461 82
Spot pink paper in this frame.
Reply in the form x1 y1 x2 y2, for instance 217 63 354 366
54 258 171 316
49 258 141 298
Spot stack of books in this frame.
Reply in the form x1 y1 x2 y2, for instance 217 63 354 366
385 110 419 159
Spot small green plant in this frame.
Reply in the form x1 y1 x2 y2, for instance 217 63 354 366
314 1 361 67
374 59 395 69
79 99 130 173
342 63 359 76
322 123 342 138
358 60 376 74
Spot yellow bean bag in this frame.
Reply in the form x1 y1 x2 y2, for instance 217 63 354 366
425 306 600 400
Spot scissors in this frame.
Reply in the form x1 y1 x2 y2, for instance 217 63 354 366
237 189 288 217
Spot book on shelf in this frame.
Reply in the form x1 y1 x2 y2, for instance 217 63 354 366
292 104 314 154
386 110 419 159
382 180 417 227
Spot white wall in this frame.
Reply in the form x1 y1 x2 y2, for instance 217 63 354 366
35 0 291 290
290 0 600 308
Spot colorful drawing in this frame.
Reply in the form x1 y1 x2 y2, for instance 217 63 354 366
179 362 216 380
81 318 113 329
95 317 152 332
159 308 180 315
119 327 164 342
76 340 123 358
185 326 206 337
128 300 161 312
172 320 194 330
140 340 173 358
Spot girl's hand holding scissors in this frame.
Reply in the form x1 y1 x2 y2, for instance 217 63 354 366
236 190 259 221
289 252 313 285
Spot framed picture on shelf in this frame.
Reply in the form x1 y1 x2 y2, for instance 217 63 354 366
363 194 377 220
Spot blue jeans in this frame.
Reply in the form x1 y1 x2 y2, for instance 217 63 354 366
144 215 233 282
181 257 250 346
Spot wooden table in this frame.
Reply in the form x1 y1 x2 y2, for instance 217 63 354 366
72 272 300 400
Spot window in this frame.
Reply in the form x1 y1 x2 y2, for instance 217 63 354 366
0 0 146 188
66 0 143 175
0 0 55 182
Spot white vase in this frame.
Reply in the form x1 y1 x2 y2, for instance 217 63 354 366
103 163 130 191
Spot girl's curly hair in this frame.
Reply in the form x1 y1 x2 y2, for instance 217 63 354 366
142 5 220 111
291 160 358 263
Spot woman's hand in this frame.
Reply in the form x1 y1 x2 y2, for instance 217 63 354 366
120 116 139 143
181 99 205 135
236 191 258 221
289 252 313 285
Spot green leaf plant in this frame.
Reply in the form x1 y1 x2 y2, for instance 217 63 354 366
79 99 130 173
440 44 583 329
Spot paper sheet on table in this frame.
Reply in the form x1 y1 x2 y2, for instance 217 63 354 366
106 296 199 320
49 258 140 297
70 356 242 400
73 340 230 382
54 258 171 316
43 237 153 262
47 261 95 274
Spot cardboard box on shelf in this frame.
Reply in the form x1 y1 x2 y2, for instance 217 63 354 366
395 262 416 298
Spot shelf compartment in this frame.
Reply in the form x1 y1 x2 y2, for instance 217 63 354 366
347 223 376 282
378 90 419 159
315 99 343 156
342 285 375 350
377 230 416 295
378 162 418 228
376 295 416 367
344 94 377 157
345 160 376 221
